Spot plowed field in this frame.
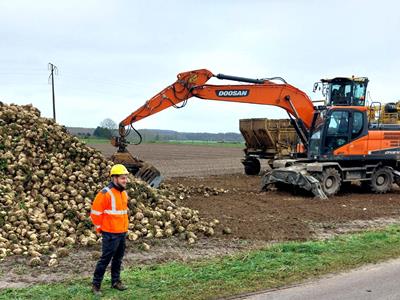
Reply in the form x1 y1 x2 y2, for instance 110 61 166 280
92 143 250 177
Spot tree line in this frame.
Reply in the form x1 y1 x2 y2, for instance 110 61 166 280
71 118 243 142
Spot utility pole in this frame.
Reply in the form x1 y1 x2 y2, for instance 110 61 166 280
48 62 58 121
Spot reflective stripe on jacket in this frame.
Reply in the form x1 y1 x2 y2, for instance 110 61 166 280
90 183 129 233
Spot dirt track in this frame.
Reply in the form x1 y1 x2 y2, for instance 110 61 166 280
2 143 400 288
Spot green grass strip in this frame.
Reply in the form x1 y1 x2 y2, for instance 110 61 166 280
2 226 400 300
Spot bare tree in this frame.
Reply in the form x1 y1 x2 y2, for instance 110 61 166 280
100 118 117 130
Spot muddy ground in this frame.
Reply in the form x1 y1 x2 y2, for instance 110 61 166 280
168 174 400 241
2 144 400 288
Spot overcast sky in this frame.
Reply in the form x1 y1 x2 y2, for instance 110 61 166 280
1 0 399 133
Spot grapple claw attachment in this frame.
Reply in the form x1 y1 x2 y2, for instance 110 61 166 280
135 163 163 188
111 151 163 188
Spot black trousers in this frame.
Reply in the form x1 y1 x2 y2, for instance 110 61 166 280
92 231 126 287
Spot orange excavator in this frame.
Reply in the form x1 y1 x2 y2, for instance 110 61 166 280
111 69 400 199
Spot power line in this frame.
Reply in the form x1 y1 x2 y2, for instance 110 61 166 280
48 62 58 121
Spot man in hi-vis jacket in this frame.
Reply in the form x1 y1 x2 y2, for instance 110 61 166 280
90 164 129 296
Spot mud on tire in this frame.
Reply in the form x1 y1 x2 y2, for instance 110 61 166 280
243 157 261 176
313 168 342 197
370 167 393 194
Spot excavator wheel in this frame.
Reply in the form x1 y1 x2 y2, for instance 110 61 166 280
243 157 261 176
312 168 341 197
369 167 393 194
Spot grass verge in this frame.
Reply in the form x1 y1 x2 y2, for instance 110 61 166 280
2 226 400 300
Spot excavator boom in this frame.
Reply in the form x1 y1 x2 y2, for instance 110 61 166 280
192 82 315 128
119 69 317 150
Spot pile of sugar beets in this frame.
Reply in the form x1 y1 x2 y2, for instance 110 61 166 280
0 103 220 266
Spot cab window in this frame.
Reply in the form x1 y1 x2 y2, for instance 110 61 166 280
330 83 352 105
351 111 364 139
353 83 366 106
324 111 349 150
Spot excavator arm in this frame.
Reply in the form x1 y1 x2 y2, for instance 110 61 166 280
112 69 318 187
119 69 317 146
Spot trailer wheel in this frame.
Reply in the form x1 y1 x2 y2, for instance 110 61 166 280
313 168 341 197
243 157 261 175
370 167 393 193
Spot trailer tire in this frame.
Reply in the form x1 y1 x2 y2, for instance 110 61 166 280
370 167 393 194
243 157 261 175
313 168 341 197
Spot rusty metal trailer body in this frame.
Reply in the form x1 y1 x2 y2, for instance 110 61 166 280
239 118 300 175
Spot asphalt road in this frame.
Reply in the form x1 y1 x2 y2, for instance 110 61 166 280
237 258 400 300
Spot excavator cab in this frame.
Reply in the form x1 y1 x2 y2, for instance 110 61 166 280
317 77 369 107
308 107 368 160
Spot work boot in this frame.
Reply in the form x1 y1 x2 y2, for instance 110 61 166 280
112 281 128 291
92 284 102 296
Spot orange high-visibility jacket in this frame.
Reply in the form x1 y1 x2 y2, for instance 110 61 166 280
90 183 129 233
